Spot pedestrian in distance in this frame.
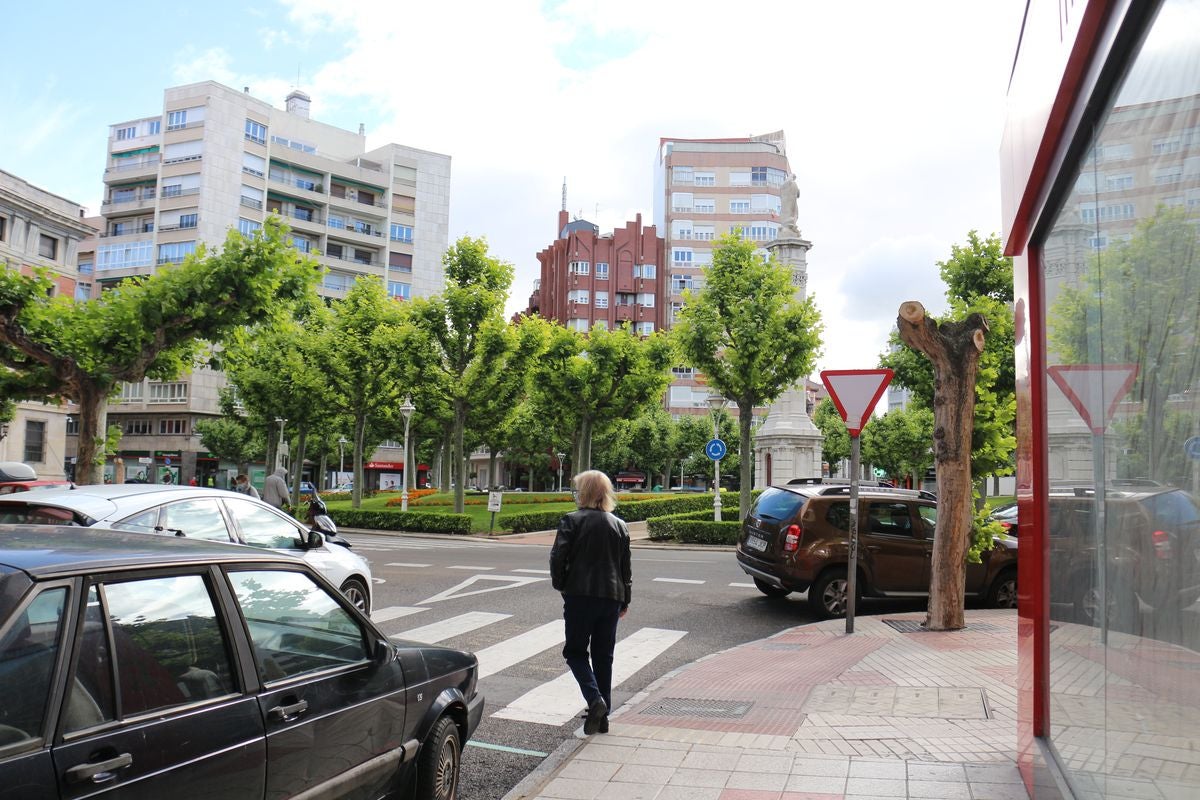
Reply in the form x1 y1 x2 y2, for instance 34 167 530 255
233 474 260 499
262 467 291 511
549 470 632 735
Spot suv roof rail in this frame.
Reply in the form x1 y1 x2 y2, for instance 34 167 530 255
786 477 885 487
812 484 938 501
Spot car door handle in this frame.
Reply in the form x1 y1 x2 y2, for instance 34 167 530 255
269 698 309 722
65 753 133 784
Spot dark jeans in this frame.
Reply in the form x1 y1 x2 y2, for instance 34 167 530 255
562 594 621 711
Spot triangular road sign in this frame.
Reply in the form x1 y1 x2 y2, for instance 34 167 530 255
1047 364 1138 434
820 369 894 436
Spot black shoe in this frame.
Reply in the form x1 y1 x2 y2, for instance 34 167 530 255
584 698 607 735
598 715 609 734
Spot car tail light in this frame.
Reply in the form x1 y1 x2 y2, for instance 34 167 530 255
783 524 803 552
1151 529 1172 559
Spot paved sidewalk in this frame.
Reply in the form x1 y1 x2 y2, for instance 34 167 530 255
507 610 1028 800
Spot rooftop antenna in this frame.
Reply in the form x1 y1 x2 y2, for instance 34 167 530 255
561 177 567 211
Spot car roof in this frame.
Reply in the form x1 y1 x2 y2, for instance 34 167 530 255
771 483 937 502
0 524 299 578
0 484 246 523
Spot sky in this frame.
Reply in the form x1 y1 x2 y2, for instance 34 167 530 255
0 0 1024 376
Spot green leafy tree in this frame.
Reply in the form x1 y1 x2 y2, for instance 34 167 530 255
1049 206 1200 484
408 237 515 513
593 404 676 487
194 390 265 474
860 406 934 486
674 231 824 518
530 322 674 474
813 398 851 477
0 218 318 482
667 414 712 488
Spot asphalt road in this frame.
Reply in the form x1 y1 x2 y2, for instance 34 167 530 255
349 531 929 800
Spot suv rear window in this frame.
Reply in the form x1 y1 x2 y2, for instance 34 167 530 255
1141 490 1200 527
749 488 806 522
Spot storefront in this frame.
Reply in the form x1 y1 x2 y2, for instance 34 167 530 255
1003 1 1200 797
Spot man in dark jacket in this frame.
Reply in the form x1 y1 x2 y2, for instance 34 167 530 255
550 470 632 735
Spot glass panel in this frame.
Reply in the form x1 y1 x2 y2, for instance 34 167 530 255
224 498 304 549
228 570 368 682
105 575 236 715
0 587 68 746
1039 3 1200 797
160 499 231 542
112 508 160 534
65 585 116 732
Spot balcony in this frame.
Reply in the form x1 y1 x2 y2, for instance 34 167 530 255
240 197 264 210
269 173 325 196
615 305 634 321
321 249 379 269
327 221 385 244
101 191 156 216
327 190 388 212
103 157 160 182
162 153 202 166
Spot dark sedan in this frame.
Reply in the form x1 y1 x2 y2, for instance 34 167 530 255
0 526 483 799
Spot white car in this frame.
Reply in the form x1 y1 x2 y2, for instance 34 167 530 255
0 484 374 612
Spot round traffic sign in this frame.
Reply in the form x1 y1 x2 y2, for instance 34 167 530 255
705 438 727 460
164 457 172 466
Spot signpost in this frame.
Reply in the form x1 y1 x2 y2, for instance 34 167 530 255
487 491 503 536
706 438 727 521
820 368 894 634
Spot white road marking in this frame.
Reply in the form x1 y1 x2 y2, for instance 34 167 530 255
474 621 565 678
729 582 756 588
652 577 705 585
448 565 495 571
417 574 547 605
385 562 432 568
491 627 687 726
393 611 511 644
513 568 551 575
371 606 428 624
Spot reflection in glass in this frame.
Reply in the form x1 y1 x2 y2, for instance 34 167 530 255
1039 1 1200 797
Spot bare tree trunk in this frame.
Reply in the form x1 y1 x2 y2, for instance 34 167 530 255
488 449 498 490
352 413 367 509
290 428 308 513
75 384 108 485
738 400 754 520
897 300 988 631
439 425 453 490
454 401 467 513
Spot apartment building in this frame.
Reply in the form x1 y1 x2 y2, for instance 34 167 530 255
95 81 451 485
653 131 791 415
0 170 96 480
528 207 666 333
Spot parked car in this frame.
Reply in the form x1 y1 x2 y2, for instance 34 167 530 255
0 462 73 495
0 527 482 799
0 484 375 613
736 481 1018 618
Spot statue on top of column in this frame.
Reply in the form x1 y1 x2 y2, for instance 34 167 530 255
778 173 800 239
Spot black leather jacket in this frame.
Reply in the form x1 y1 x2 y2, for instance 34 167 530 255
550 508 632 608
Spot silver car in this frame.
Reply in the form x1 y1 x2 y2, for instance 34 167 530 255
0 484 374 612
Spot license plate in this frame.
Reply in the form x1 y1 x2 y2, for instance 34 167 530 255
746 535 767 553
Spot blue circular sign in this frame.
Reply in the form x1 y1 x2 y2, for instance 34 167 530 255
705 438 727 460
1185 436 1200 461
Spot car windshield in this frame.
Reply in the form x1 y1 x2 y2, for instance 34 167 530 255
1142 490 1200 528
749 488 806 522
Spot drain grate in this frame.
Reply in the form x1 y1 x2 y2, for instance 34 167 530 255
881 619 1005 634
642 698 755 719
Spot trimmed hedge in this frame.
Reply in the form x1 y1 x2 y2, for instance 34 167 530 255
330 509 472 535
613 492 737 522
647 508 741 543
498 510 564 534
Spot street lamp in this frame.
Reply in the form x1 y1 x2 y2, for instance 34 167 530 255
706 393 725 522
399 396 415 511
274 418 287 471
337 436 348 476
556 452 566 493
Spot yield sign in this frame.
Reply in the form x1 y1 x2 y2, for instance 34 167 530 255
820 369 894 436
1047 364 1139 434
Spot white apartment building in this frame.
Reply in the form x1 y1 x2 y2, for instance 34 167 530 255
95 81 451 486
0 170 96 480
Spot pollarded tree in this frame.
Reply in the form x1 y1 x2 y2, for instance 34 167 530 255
813 398 851 477
0 218 318 483
674 231 823 519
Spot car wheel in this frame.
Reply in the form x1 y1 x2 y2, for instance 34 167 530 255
809 568 855 619
754 578 792 599
987 570 1018 609
340 577 370 615
417 716 461 800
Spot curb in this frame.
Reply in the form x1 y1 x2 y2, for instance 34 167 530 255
499 734 587 800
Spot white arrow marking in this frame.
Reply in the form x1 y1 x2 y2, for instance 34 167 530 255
416 574 548 605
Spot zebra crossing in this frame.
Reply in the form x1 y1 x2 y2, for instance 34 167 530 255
371 604 686 728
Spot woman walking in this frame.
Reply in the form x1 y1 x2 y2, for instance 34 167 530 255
549 470 632 735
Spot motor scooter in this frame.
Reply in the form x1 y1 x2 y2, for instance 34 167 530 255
307 492 353 549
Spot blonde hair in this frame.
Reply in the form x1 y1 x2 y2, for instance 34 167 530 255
573 470 616 512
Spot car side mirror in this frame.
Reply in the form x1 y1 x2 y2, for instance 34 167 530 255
306 529 324 550
373 638 392 664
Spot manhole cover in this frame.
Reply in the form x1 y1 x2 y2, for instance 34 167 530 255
881 619 1005 633
642 698 754 719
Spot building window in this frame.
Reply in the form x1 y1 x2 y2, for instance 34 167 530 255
75 282 92 301
179 213 198 229
0 215 6 242
594 292 609 308
1079 202 1136 223
159 419 188 435
389 251 413 272
634 264 656 279
671 274 693 292
751 166 768 184
1104 173 1134 191
635 321 654 336
671 302 684 323
593 320 608 331
388 281 411 300
672 248 693 264
290 235 313 254
157 241 196 265
1153 167 1183 185
115 126 137 140
147 120 161 135
567 318 589 332
245 119 267 144
38 234 58 260
167 110 187 130
569 261 590 275
149 382 188 404
730 199 750 214
124 419 152 435
671 192 693 212
238 218 261 237
616 292 635 306
672 166 694 184
568 289 590 305
1088 235 1108 250
745 223 778 241
671 365 694 377
694 171 715 186
637 293 656 308
64 417 79 436
98 240 153 270
389 224 413 243
120 381 144 403
323 271 355 292
23 421 45 463
595 262 609 280
694 199 715 213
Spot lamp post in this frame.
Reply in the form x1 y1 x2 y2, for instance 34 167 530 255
706 393 725 522
338 436 348 478
556 452 566 492
274 417 287 471
399 396 415 512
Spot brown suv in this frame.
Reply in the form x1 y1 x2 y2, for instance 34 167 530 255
736 481 1018 618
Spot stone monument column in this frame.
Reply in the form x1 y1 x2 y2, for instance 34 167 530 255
754 175 824 487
